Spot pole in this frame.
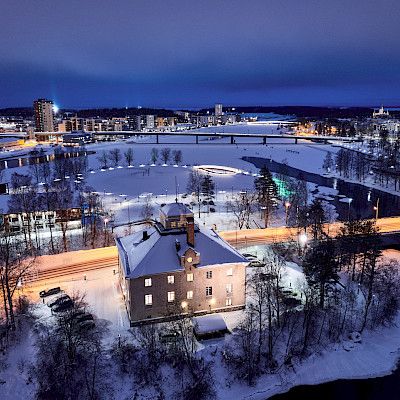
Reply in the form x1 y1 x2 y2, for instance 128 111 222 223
375 198 380 220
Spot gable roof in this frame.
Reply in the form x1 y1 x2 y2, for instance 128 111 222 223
116 225 247 279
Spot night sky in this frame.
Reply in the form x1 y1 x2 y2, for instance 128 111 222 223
1 0 400 108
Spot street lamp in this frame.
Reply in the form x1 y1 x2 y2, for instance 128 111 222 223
373 198 380 220
298 232 307 255
298 232 307 248
284 201 291 226
347 198 353 221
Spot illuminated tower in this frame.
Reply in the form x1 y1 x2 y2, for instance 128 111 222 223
34 98 55 132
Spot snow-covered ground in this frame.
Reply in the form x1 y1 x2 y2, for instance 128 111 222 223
2 246 400 399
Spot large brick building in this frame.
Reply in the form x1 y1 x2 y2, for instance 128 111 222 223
116 203 248 325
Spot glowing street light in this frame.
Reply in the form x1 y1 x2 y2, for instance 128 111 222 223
284 201 291 226
347 198 353 221
298 232 308 248
373 198 380 220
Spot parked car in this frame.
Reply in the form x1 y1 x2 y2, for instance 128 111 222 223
248 260 265 268
52 299 74 313
76 313 94 324
39 287 61 298
46 294 70 308
79 320 95 331
241 252 257 259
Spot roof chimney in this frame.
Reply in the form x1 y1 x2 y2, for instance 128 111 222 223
175 239 181 251
143 230 149 241
186 216 195 247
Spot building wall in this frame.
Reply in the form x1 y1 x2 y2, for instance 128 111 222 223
127 261 246 323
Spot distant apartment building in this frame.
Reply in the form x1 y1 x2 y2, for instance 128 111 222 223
215 103 223 116
116 203 248 325
146 115 155 130
34 99 55 132
1 208 82 234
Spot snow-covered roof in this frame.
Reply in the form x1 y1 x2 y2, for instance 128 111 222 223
160 202 193 217
193 314 228 335
116 224 247 279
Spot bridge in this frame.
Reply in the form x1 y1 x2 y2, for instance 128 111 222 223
32 130 362 145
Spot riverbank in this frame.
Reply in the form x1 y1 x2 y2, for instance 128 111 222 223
232 311 400 400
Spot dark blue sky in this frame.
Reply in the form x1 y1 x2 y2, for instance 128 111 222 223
1 0 400 108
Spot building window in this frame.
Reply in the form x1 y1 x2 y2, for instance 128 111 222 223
167 291 175 302
144 278 152 287
226 283 233 294
206 286 213 297
226 298 232 306
226 268 233 276
187 273 194 282
206 271 212 279
145 294 153 306
187 290 193 299
167 275 174 284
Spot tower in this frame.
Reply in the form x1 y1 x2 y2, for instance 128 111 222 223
34 99 55 132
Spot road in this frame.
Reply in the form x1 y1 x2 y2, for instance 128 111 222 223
26 246 118 285
218 216 400 247
24 216 400 285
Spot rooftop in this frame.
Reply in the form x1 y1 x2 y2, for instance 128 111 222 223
116 223 247 279
160 202 193 217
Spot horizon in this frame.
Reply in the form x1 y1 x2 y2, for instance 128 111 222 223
2 103 400 112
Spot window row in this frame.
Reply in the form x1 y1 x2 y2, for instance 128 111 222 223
144 285 233 305
143 268 233 287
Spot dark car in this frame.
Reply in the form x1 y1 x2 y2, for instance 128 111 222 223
79 320 95 331
47 294 71 308
39 287 61 298
76 313 94 324
52 299 74 313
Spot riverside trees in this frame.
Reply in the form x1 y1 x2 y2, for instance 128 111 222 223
254 166 279 227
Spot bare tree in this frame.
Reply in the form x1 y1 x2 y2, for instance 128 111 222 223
124 148 134 166
150 148 159 164
173 149 182 165
33 293 110 399
97 151 108 169
187 170 204 217
0 229 35 330
140 196 154 223
109 148 121 167
161 147 171 164
227 191 256 229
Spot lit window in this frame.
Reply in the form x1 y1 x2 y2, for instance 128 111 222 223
206 286 213 296
187 273 194 282
168 291 175 302
226 283 233 294
145 294 152 305
167 275 174 284
226 268 233 276
187 290 193 299
226 298 232 306
206 271 212 279
187 257 193 263
144 278 152 287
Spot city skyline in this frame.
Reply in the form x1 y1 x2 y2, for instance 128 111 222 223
1 0 400 108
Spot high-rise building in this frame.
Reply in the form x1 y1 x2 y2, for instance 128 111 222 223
34 99 55 132
215 103 223 116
